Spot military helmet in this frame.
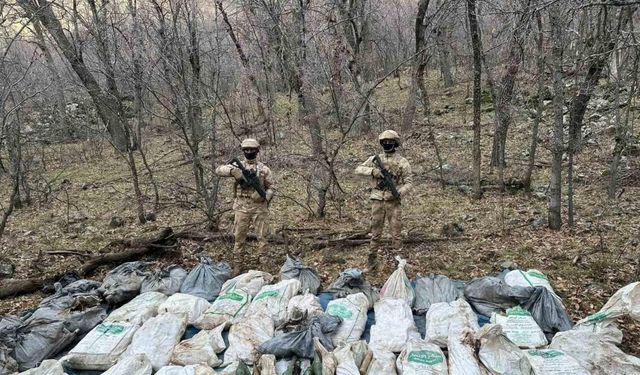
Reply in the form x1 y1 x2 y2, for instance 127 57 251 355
378 130 401 145
241 138 260 149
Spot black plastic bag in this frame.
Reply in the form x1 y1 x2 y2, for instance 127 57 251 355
464 277 533 317
180 257 231 301
40 280 102 311
413 273 464 314
259 314 342 359
140 265 188 296
13 318 76 371
100 261 150 305
326 268 378 308
522 286 573 338
280 256 321 295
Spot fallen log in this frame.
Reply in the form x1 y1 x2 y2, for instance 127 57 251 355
0 278 47 299
0 227 177 299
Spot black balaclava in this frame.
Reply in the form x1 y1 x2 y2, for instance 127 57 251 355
243 148 258 160
381 140 398 153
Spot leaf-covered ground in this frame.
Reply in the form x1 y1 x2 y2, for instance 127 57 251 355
1 72 638 355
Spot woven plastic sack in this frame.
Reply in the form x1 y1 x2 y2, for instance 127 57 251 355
379 257 414 307
105 292 167 324
396 339 448 375
424 299 479 348
158 293 211 325
61 321 140 370
101 354 152 375
369 298 420 352
223 314 274 366
220 270 274 297
170 324 226 367
194 287 251 329
327 292 369 346
477 324 533 375
123 313 188 371
524 349 589 375
245 279 301 326
17 360 66 375
491 306 548 348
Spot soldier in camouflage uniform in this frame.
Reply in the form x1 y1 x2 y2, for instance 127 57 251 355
216 139 274 256
355 130 413 262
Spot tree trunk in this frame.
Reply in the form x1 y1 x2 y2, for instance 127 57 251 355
467 0 482 200
523 12 544 191
435 27 454 87
18 0 131 152
608 52 637 198
401 0 430 133
127 150 147 224
216 0 269 129
489 0 532 168
548 7 564 230
567 8 628 225
32 20 68 138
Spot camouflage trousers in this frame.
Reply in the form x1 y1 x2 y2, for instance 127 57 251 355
370 199 402 250
233 208 269 255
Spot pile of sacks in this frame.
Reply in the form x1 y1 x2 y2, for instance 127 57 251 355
1 254 639 375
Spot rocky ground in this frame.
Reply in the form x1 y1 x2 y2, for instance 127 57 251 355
1 72 639 355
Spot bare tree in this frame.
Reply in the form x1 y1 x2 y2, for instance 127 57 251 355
467 0 482 199
548 4 565 230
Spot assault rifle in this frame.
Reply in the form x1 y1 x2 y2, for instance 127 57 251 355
230 158 267 200
372 154 401 201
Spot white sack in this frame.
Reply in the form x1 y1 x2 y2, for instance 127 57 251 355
395 339 447 375
18 360 66 375
170 324 226 367
101 354 152 375
223 314 274 366
379 256 415 306
424 299 479 347
245 279 301 326
105 292 167 324
221 270 274 297
61 321 139 370
124 313 188 371
158 293 211 325
476 324 533 375
326 293 369 346
524 349 590 375
491 306 547 348
369 298 420 352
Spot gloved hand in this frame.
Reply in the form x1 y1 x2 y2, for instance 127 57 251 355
371 168 383 178
231 167 243 181
250 190 265 202
265 190 274 203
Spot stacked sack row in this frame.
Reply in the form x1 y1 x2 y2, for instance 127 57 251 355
1 254 639 374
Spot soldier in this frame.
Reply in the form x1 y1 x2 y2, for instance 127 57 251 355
216 138 274 258
355 130 413 265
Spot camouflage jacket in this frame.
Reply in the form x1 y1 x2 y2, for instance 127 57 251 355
216 159 273 211
354 152 413 201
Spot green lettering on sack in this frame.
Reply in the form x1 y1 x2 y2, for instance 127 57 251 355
255 290 279 300
528 350 564 359
218 291 245 302
527 270 547 280
506 306 531 317
96 323 125 335
326 304 353 319
407 350 443 365
585 311 609 323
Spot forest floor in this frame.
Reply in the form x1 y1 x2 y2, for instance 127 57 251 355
1 71 639 355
